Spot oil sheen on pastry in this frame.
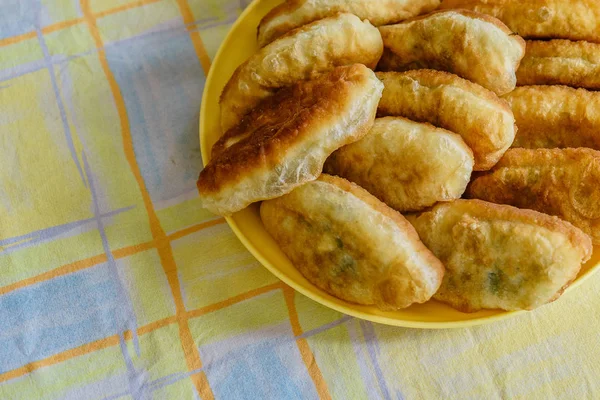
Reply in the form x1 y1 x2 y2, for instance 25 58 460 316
516 40 600 89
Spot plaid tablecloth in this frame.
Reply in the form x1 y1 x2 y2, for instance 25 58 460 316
1 1 599 399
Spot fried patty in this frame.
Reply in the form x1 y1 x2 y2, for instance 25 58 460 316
220 13 382 133
325 117 474 212
376 70 516 170
261 174 445 310
199 65 383 216
378 9 525 95
407 199 592 312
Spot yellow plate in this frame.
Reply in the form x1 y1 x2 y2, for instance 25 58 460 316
199 0 600 328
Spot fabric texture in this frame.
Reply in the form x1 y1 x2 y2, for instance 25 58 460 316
0 1 599 399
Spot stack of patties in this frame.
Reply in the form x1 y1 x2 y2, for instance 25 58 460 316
199 14 446 309
198 0 596 314
439 1 600 246
440 0 600 151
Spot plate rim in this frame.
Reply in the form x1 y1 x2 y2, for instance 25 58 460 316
199 0 600 329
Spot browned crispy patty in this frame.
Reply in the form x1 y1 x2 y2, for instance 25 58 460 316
257 0 440 47
516 40 600 89
406 199 592 312
198 65 383 216
503 85 600 149
378 9 525 95
261 174 445 310
325 117 474 212
220 13 382 133
376 70 516 171
466 148 600 244
440 0 600 43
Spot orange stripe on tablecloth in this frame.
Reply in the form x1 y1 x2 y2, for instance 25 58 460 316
0 314 174 383
0 335 120 383
41 18 83 35
0 0 165 49
0 240 154 297
0 31 36 47
185 282 284 319
94 0 163 19
174 0 212 75
155 236 214 400
138 316 178 336
112 240 155 258
0 282 288 383
167 218 225 242
0 218 221 297
79 2 213 397
0 254 107 297
79 3 162 240
283 287 332 400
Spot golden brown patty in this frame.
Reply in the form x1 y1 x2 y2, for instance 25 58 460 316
378 9 525 95
516 40 600 89
503 85 600 149
220 13 382 133
440 0 600 43
324 117 474 212
466 148 600 244
376 70 516 171
406 200 592 312
261 174 445 310
198 65 383 216
257 0 440 47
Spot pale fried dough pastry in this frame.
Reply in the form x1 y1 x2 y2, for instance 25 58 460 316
376 70 516 171
378 10 525 95
406 200 592 312
220 13 382 133
516 40 600 89
261 174 445 310
257 0 440 47
503 85 600 149
440 0 600 43
324 117 474 212
466 148 600 244
198 65 383 216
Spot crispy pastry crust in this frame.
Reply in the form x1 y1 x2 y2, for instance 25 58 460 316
261 174 445 310
378 9 525 95
407 199 592 312
220 13 383 133
503 85 600 149
517 40 600 89
257 0 440 47
199 65 383 216
466 148 600 244
325 117 474 212
440 0 600 43
376 70 516 170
